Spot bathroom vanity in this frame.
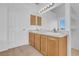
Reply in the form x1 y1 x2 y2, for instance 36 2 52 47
29 31 67 56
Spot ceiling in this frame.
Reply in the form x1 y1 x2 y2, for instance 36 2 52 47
71 4 79 15
71 3 79 21
50 4 65 17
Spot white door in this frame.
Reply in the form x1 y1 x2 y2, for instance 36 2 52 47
8 5 29 49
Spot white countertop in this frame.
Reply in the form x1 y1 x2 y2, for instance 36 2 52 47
29 30 67 37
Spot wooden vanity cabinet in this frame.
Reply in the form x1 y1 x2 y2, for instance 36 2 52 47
35 33 41 51
47 36 67 56
41 35 47 55
58 36 67 56
47 36 59 56
29 32 67 56
29 32 35 47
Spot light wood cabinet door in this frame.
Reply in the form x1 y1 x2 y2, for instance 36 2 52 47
41 35 47 55
58 36 67 56
29 32 35 47
30 15 36 25
35 34 41 51
47 36 59 56
37 16 41 26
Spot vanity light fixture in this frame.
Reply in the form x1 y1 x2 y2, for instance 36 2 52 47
39 3 55 14
39 3 63 14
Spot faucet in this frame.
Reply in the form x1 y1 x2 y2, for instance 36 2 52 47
51 28 59 33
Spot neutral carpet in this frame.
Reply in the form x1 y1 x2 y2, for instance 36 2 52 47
0 45 43 56
71 48 79 56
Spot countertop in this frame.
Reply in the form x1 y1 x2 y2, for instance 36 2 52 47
29 30 67 37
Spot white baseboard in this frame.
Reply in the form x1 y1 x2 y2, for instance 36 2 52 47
8 42 28 50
